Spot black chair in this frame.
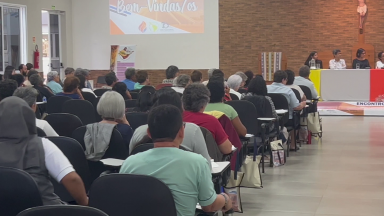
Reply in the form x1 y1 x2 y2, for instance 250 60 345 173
126 112 148 131
130 143 154 155
17 205 108 216
238 88 247 94
92 97 102 122
130 92 138 99
97 76 106 85
291 88 301 102
63 100 96 125
89 174 177 216
44 113 83 137
37 127 46 137
46 137 92 203
125 99 137 108
299 85 313 100
299 85 318 113
0 167 43 216
82 92 97 105
229 93 239 100
94 89 109 97
46 96 72 114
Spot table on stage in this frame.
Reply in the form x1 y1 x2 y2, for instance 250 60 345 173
309 69 384 101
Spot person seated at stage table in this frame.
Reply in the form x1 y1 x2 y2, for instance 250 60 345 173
329 49 346 69
162 65 179 84
56 76 84 100
304 51 323 69
376 51 384 69
191 70 203 83
285 70 306 101
205 78 247 137
134 70 150 90
112 82 132 100
102 72 118 89
226 74 243 100
172 74 191 94
183 83 233 155
352 48 371 69
46 71 63 94
120 104 232 216
293 66 318 99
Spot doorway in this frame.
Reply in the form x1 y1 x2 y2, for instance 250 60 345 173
41 10 63 79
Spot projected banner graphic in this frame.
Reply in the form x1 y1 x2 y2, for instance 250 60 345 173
109 0 204 34
110 45 137 81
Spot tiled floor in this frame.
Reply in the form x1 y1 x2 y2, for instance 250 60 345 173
239 116 384 216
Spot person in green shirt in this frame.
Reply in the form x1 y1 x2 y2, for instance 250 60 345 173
205 77 247 137
119 104 232 216
134 70 150 90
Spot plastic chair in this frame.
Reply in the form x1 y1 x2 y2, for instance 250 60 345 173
82 92 97 105
0 167 43 216
89 174 177 216
46 96 72 114
126 112 148 131
46 136 92 202
125 99 137 108
37 127 46 137
44 113 83 137
94 89 109 97
130 92 138 99
17 205 108 216
63 100 96 125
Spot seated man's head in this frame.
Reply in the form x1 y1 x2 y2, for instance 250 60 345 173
173 74 191 88
299 65 310 78
136 86 156 112
13 87 39 112
152 88 182 111
147 104 184 146
26 63 34 71
97 91 125 121
112 82 129 99
227 75 242 91
212 69 224 79
191 70 203 83
47 71 60 83
273 70 288 84
247 75 267 96
65 67 75 78
235 71 248 88
207 79 225 103
285 70 295 85
74 68 90 80
9 74 25 87
165 65 179 80
105 72 118 87
136 70 149 85
27 70 39 81
29 74 44 87
182 83 210 113
63 76 80 94
0 80 18 102
125 68 136 82
18 64 27 77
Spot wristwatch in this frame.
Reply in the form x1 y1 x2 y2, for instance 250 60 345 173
220 193 228 206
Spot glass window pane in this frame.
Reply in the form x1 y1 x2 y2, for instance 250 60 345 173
3 7 20 68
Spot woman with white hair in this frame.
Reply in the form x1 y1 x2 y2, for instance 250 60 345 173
226 75 243 100
172 74 191 94
46 71 63 94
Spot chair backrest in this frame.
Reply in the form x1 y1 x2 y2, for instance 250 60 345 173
238 88 247 94
37 127 46 137
291 88 301 102
199 127 222 162
226 100 259 135
229 93 239 100
96 76 106 84
267 93 289 110
0 167 43 216
126 112 148 131
63 100 96 125
89 174 177 216
17 205 108 216
92 97 103 122
155 83 172 90
44 113 83 137
125 99 137 108
130 143 154 156
82 92 97 105
45 136 91 202
46 96 72 114
94 89 109 97
130 92 138 99
299 85 313 100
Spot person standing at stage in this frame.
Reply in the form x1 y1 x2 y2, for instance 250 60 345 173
329 49 346 69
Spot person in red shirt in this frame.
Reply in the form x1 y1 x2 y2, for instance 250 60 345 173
182 83 233 155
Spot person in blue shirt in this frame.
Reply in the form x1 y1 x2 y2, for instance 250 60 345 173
56 76 84 100
122 68 137 91
46 71 63 94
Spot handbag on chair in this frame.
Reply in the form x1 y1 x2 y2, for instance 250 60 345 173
270 140 286 167
239 155 263 189
307 112 321 134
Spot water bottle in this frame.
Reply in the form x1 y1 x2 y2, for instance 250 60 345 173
43 96 47 103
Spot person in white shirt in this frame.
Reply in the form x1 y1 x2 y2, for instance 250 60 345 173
376 51 384 69
285 70 306 101
75 74 97 97
226 74 243 100
293 65 319 99
13 87 59 136
329 49 347 69
172 74 191 94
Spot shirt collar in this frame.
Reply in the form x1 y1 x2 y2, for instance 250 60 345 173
271 82 285 86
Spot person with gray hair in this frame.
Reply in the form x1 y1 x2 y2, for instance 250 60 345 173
172 74 191 94
46 71 63 94
63 67 75 83
226 74 243 100
235 71 248 88
13 87 58 136
122 67 137 91
74 68 93 90
29 74 54 101
202 68 216 85
183 84 232 155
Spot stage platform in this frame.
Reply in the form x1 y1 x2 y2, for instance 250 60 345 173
318 101 384 116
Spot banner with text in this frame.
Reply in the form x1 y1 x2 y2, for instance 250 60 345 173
110 45 137 81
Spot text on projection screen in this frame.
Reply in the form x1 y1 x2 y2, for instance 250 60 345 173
109 0 204 35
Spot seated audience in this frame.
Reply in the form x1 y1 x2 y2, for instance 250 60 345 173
163 65 179 84
293 66 318 99
329 49 346 69
9 74 25 87
122 68 137 91
102 72 118 89
26 63 34 71
120 104 232 215
205 79 247 137
75 68 93 90
29 74 54 101
132 86 156 112
304 51 323 69
0 79 18 101
18 64 28 77
13 87 58 136
76 74 96 97
285 70 306 101
209 70 231 101
172 74 191 94
183 84 233 154
0 97 88 206
3 65 15 80
202 68 216 85
235 71 248 88
352 48 370 69
134 70 150 90
112 82 132 100
84 91 133 154
191 70 203 83
244 70 254 88
129 88 211 166
56 76 84 99
46 71 63 94
24 69 39 87
226 74 243 100
376 51 384 69
63 67 75 83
